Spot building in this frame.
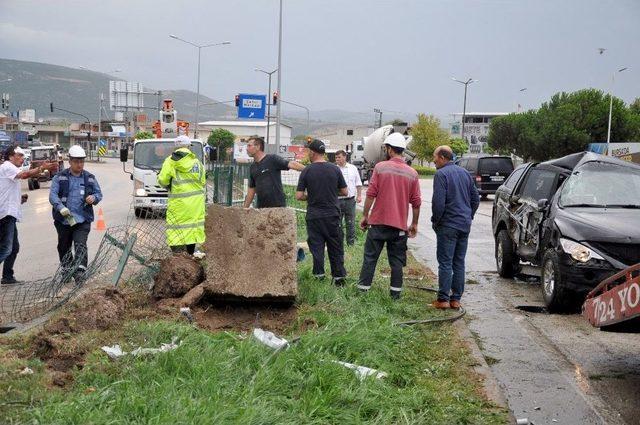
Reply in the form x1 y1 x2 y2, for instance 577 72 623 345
196 120 292 153
450 112 509 153
314 125 375 150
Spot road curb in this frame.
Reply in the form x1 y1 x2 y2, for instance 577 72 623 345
453 319 510 411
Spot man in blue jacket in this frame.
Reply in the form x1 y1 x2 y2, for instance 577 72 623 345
431 146 479 309
49 145 103 282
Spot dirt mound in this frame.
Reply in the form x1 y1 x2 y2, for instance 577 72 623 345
45 287 126 334
194 304 297 333
152 253 204 299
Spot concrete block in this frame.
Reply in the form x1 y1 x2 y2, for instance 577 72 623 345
203 204 297 302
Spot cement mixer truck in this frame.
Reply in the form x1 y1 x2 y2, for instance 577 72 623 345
357 125 416 182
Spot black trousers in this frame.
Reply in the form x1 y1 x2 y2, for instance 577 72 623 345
357 225 408 293
306 216 346 278
171 244 196 255
54 221 91 271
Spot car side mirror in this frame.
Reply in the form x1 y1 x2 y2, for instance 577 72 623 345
537 198 549 210
119 148 129 162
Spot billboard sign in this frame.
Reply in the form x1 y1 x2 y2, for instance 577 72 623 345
109 81 144 111
237 93 266 119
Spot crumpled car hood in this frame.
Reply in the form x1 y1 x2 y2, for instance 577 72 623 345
554 207 640 243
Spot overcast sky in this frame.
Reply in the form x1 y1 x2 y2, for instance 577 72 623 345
1 0 639 122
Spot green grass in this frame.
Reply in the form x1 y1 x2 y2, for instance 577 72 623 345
412 165 437 177
0 236 507 424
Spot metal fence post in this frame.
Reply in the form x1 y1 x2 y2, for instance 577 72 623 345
226 166 234 206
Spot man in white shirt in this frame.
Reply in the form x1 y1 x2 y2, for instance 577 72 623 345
335 150 362 246
0 147 56 285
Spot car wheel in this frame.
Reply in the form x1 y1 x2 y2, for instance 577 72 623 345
34 180 40 190
541 249 577 313
134 207 145 219
495 229 518 278
28 179 34 191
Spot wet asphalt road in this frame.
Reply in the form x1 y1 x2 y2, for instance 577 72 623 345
409 177 640 425
14 158 133 281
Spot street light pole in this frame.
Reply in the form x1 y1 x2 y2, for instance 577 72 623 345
275 0 283 155
169 35 231 139
518 88 527 112
607 67 628 145
255 68 278 145
452 77 477 142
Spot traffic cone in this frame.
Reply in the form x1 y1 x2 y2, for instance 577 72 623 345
95 207 106 231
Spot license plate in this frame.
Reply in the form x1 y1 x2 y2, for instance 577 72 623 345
490 176 505 182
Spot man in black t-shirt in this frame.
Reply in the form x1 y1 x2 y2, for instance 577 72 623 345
243 137 305 208
296 139 348 285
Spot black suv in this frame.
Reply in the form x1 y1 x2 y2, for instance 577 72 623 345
492 152 640 312
457 155 514 199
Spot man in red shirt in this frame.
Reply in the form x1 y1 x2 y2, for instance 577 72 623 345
357 133 421 299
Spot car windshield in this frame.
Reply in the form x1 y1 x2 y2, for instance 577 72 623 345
134 142 204 170
559 162 640 208
32 149 54 160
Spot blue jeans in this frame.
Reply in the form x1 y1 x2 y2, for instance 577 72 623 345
0 215 19 281
435 226 469 302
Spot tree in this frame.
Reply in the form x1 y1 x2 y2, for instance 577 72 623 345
488 88 640 161
207 128 236 162
448 138 468 157
134 131 154 140
409 113 449 163
292 134 311 145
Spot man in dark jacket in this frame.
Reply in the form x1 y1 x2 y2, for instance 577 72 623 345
431 146 479 309
49 145 103 282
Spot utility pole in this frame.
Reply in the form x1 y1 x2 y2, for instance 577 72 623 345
607 67 628 145
452 77 478 142
97 93 102 161
255 68 278 145
275 0 283 155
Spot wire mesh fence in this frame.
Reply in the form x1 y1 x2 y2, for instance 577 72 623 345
0 162 308 329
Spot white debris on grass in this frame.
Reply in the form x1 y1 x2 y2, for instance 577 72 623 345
19 367 34 375
101 337 181 359
332 360 388 380
252 328 289 350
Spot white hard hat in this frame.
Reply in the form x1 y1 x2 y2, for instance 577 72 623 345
175 135 191 147
13 147 25 156
68 145 86 159
384 132 407 149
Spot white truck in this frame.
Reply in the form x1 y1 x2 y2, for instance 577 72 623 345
355 125 415 182
120 138 205 218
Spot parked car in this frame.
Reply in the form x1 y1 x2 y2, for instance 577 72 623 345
492 152 640 312
457 155 514 199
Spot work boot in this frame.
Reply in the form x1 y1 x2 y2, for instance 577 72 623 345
313 274 326 280
390 290 401 300
1 277 22 285
450 300 462 309
431 300 450 309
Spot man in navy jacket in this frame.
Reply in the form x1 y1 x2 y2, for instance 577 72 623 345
49 145 103 282
431 146 479 309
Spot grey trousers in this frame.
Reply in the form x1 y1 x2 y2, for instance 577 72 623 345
338 197 356 245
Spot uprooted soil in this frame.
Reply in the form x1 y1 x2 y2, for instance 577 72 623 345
19 281 297 388
152 253 204 299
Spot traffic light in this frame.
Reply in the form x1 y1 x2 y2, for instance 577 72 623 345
234 95 240 107
50 102 54 113
273 91 278 105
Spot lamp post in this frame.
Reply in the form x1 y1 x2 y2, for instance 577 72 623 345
517 88 527 112
606 67 628 145
452 77 477 142
275 0 284 154
255 68 278 146
169 35 230 139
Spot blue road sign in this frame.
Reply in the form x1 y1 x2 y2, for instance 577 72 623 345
237 93 266 119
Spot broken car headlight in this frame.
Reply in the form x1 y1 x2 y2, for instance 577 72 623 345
559 238 604 263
